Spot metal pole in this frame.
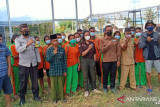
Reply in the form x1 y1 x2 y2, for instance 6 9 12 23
75 0 78 30
158 6 160 32
140 10 143 31
51 0 55 34
6 0 12 41
89 0 93 27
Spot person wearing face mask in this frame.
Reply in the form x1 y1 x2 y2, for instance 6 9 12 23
43 35 51 90
119 28 136 90
56 33 63 46
15 24 41 105
34 36 47 93
89 27 101 86
113 31 122 85
77 29 84 41
130 27 136 39
46 34 67 103
100 26 121 94
133 27 146 90
79 31 101 97
9 34 20 100
64 34 80 96
74 33 84 89
139 20 160 93
61 33 69 48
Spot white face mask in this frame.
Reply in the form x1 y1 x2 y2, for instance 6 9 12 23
61 35 65 40
85 36 90 40
126 35 131 38
76 38 81 42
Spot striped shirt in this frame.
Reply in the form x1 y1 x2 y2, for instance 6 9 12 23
0 43 11 78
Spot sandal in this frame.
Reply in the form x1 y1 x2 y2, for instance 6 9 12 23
146 89 152 94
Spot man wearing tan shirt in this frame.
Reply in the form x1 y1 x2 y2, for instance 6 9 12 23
119 28 136 90
100 25 121 93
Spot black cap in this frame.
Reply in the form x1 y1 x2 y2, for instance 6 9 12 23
124 28 131 32
145 20 156 29
19 24 28 29
50 34 57 40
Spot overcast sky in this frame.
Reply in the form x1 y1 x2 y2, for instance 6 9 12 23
0 0 160 21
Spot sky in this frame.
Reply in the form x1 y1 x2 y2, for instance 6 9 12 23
0 0 160 21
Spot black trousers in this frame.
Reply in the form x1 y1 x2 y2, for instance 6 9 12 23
96 61 101 77
102 62 117 89
19 65 39 100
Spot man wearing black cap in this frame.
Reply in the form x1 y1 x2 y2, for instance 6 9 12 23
15 24 41 105
46 34 67 103
119 28 136 90
139 20 160 93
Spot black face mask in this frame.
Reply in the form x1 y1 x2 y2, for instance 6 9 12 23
23 31 30 36
107 31 112 36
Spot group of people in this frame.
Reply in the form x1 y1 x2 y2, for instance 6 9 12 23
0 20 160 107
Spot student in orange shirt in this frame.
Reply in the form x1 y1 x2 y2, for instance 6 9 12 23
61 33 69 48
34 36 46 93
134 27 146 89
75 33 83 89
43 36 51 89
89 27 101 85
10 34 20 99
65 34 80 96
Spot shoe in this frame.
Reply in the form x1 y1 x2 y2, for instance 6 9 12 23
52 100 57 103
19 100 25 106
92 89 101 93
34 96 42 102
111 88 117 94
61 99 67 103
84 91 89 97
103 88 108 93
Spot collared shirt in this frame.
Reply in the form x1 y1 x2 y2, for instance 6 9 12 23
46 46 67 76
120 37 135 65
79 41 96 59
100 36 121 62
15 35 41 67
0 43 11 78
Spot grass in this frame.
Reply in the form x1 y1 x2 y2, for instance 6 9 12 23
0 68 160 107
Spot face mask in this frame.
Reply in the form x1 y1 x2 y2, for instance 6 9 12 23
90 32 95 36
46 40 50 44
76 38 81 42
136 32 142 37
131 31 135 35
23 31 30 36
85 36 90 40
58 38 62 43
107 31 112 36
70 39 76 44
126 35 131 38
80 34 83 37
147 26 154 32
61 35 65 40
115 35 120 40
36 41 40 45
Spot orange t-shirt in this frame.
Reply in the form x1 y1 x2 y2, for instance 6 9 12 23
11 44 19 66
61 41 69 48
38 46 44 69
134 38 145 62
43 45 50 69
65 44 80 67
90 37 101 61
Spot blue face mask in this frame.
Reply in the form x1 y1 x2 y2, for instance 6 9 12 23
136 32 142 37
70 39 76 44
147 26 154 32
90 32 95 36
115 35 120 40
36 41 40 45
131 31 135 35
46 40 50 44
61 36 65 40
80 34 83 37
58 38 62 43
